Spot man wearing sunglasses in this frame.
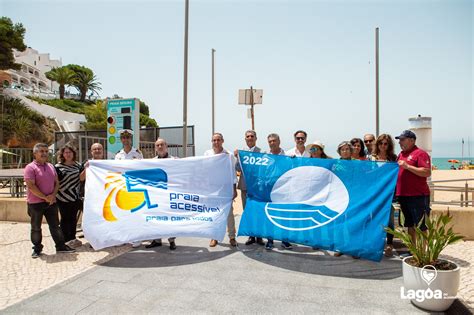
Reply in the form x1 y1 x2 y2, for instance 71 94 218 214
115 129 143 248
363 133 376 157
286 130 310 157
235 130 264 246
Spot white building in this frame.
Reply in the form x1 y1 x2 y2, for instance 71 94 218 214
5 47 62 93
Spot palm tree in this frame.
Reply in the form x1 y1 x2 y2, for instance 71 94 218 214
73 71 102 102
45 67 75 99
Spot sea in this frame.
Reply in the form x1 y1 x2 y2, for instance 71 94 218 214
432 157 473 170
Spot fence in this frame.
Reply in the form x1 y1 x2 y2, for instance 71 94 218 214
54 126 195 162
430 178 474 207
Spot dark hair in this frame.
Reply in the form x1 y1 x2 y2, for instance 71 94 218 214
350 138 366 158
373 134 397 161
293 130 307 138
57 144 77 163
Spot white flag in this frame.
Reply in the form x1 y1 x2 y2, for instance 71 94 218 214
83 154 235 249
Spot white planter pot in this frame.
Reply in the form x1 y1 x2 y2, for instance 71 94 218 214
402 256 460 312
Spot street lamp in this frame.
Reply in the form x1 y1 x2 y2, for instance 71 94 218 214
182 0 189 157
211 48 215 135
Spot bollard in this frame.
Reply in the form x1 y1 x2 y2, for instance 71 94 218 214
460 194 464 207
465 182 469 207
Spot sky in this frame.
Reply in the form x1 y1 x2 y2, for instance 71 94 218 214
2 0 473 157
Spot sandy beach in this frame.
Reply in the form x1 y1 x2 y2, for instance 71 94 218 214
431 170 474 208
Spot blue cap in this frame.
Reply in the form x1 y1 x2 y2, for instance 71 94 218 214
395 130 416 140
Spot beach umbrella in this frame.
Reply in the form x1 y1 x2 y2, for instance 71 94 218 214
447 159 459 164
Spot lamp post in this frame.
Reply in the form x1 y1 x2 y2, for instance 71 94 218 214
375 27 380 137
211 48 215 135
182 0 189 157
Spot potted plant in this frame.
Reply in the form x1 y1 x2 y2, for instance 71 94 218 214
386 213 464 312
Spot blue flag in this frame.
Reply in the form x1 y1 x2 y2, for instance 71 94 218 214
237 151 399 261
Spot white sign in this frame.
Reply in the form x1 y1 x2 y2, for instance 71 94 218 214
83 154 235 249
238 89 263 105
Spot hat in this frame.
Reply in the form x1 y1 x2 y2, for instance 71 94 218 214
119 129 133 136
305 140 325 151
395 130 416 140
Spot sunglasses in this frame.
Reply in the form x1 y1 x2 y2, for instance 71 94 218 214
378 142 389 146
296 137 306 141
309 147 320 153
364 139 374 144
246 135 255 138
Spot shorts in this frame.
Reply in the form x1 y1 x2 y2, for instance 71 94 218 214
398 195 431 230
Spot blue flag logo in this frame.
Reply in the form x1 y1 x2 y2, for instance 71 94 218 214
237 151 399 261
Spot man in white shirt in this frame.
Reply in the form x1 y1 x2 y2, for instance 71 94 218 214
286 130 310 157
266 133 292 250
204 133 238 247
115 129 143 160
234 130 264 246
145 138 177 250
115 129 143 248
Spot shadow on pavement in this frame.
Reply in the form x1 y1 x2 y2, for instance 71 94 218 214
99 245 237 268
241 243 403 280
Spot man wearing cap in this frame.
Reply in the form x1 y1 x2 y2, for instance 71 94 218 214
286 130 310 157
115 129 143 248
395 130 431 247
234 130 264 246
146 138 177 250
204 133 238 247
115 129 143 160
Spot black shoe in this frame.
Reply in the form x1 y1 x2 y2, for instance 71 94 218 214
145 240 162 248
281 242 293 250
256 238 265 245
169 241 177 250
245 237 256 245
56 245 76 253
265 240 274 250
31 250 41 259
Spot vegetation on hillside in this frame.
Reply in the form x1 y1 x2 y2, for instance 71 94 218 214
0 96 58 147
26 96 93 114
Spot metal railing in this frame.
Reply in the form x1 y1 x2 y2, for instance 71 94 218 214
429 178 474 207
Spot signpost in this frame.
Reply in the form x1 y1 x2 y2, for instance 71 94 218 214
238 86 263 130
106 98 140 159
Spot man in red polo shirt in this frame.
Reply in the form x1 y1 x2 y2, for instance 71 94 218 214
395 130 431 246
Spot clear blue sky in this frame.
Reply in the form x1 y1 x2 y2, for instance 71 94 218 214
2 0 473 157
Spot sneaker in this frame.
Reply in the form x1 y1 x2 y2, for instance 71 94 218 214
265 240 274 250
31 250 41 259
384 245 394 257
145 240 162 248
131 241 141 248
169 241 177 250
56 245 76 253
245 237 256 245
256 238 265 245
67 239 82 248
281 242 292 250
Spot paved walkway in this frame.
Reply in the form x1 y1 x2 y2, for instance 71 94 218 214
1 216 473 313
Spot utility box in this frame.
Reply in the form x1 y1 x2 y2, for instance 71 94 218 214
106 98 140 159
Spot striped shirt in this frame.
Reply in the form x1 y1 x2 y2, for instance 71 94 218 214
55 162 83 202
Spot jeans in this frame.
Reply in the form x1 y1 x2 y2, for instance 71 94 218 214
28 202 66 252
57 199 82 242
386 205 395 245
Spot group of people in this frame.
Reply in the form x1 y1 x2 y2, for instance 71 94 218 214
24 127 431 260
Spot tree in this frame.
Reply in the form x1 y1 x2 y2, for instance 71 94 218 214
84 100 107 130
66 64 101 101
0 17 27 71
45 67 75 99
139 101 150 116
